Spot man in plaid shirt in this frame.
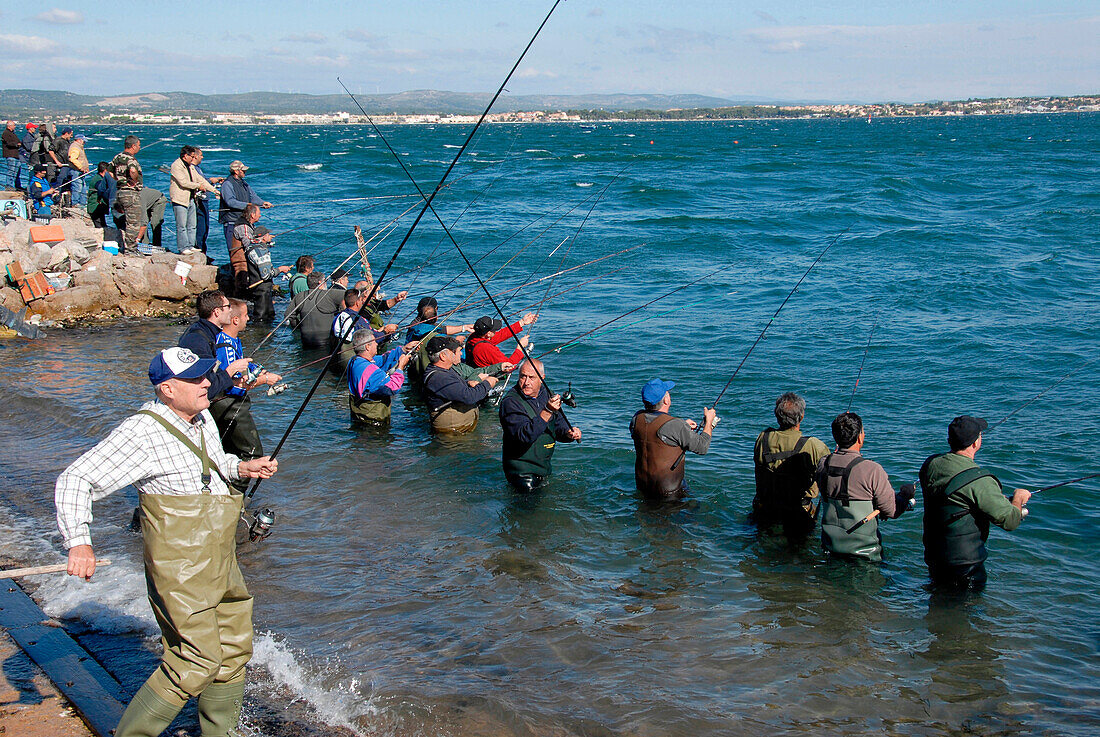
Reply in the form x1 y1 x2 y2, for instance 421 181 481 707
55 347 277 737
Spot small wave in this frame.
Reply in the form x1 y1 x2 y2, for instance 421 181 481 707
329 151 349 156
572 153 586 159
443 144 461 149
297 163 323 171
103 136 122 141
202 147 240 152
525 149 551 154
252 634 377 734
575 182 594 187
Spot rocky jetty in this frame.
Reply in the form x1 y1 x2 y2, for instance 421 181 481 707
0 212 217 325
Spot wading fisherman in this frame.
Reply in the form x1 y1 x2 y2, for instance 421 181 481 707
816 412 916 562
422 334 511 433
218 159 271 256
212 298 282 486
466 313 538 368
330 288 390 376
353 278 406 334
499 358 582 491
405 296 473 344
920 415 1031 591
347 329 419 424
752 392 830 537
231 204 290 323
288 271 338 348
54 347 278 737
629 378 716 500
179 290 253 403
289 255 314 296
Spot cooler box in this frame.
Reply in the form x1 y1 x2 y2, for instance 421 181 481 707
5 262 51 302
29 224 65 244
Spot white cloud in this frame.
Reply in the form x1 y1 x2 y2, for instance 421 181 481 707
281 32 327 44
35 8 83 24
0 34 61 53
517 68 559 80
343 28 381 43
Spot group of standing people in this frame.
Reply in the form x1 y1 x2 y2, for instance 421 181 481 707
3 120 91 220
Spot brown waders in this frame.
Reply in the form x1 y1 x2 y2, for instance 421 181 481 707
431 405 479 434
115 414 253 736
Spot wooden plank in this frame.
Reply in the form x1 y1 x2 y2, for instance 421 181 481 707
0 581 127 737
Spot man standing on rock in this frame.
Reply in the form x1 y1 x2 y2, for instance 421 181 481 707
55 346 278 737
2 120 22 190
218 160 271 256
111 136 167 251
170 145 219 254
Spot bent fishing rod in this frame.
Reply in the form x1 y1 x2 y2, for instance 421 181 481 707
670 226 851 471
246 0 565 504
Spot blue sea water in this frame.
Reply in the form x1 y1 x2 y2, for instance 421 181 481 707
0 113 1098 735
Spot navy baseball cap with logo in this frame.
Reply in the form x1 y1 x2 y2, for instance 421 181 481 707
642 378 676 406
149 347 216 386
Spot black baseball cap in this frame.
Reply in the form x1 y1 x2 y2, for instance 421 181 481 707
417 296 437 312
426 335 461 355
948 415 988 450
253 226 270 237
473 316 503 335
330 268 349 280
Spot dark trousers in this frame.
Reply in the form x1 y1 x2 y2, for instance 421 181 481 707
928 561 988 592
249 282 275 323
506 473 548 492
195 197 210 254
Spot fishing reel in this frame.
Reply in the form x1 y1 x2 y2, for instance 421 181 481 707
245 362 265 385
247 507 277 543
560 382 578 408
266 382 288 397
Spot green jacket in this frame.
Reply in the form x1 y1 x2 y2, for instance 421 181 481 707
920 452 1023 568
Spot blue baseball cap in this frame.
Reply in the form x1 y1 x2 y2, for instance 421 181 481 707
642 378 675 406
149 347 216 386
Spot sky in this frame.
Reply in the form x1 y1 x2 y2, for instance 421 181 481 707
0 1 1096 103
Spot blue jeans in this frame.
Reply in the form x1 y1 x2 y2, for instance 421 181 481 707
195 197 210 253
4 158 24 189
69 172 87 206
174 201 197 252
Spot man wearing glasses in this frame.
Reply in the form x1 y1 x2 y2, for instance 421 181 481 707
179 290 253 402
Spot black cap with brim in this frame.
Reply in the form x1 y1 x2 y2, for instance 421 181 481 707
418 296 438 312
948 415 988 449
426 335 461 355
473 316 503 335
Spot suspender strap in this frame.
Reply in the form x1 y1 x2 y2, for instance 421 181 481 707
824 454 867 503
762 429 809 464
138 410 229 491
940 466 1000 523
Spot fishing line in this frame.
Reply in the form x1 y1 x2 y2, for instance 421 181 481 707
537 263 734 359
987 356 1097 431
247 0 565 502
398 246 640 337
669 226 851 470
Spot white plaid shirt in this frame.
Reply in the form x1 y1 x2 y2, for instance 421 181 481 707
54 400 242 549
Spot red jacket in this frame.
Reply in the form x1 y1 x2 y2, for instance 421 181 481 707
466 320 524 367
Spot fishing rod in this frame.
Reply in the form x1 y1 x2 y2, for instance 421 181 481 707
1034 472 1100 493
669 226 851 471
390 166 611 327
846 311 880 412
246 0 564 505
399 244 641 337
987 356 1097 431
337 18 575 434
536 263 734 359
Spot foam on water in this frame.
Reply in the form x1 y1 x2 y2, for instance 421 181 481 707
298 163 323 171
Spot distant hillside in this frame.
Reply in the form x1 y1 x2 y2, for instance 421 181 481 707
0 89 746 117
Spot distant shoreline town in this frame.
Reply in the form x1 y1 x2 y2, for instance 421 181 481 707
8 94 1098 127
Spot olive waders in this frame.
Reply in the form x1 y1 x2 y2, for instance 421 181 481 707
115 412 252 737
819 455 883 562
